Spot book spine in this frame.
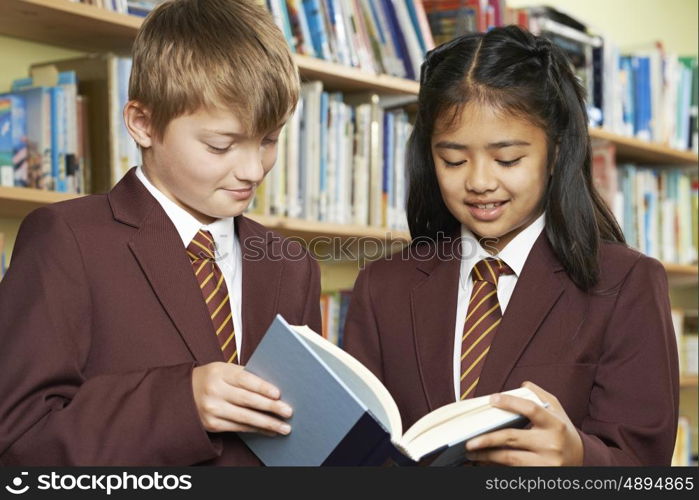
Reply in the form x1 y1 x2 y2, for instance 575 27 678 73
322 411 391 465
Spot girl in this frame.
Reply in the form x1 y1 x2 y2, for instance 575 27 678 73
343 25 678 466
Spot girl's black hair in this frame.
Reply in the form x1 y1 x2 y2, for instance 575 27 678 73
406 25 625 291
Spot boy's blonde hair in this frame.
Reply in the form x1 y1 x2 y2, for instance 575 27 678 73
129 0 299 140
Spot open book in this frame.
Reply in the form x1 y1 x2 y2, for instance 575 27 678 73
240 315 545 466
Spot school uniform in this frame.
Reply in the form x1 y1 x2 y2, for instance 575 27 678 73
343 216 679 466
0 166 322 465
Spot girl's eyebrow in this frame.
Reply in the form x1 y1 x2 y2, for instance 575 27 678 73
434 140 531 150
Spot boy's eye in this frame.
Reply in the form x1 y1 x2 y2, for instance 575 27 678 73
206 144 230 154
497 157 523 167
263 136 279 146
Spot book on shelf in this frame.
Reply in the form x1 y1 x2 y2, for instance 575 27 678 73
0 94 27 188
672 416 693 467
29 54 138 194
1 63 91 194
671 308 699 377
239 314 545 466
319 289 352 346
248 82 410 231
262 0 433 79
5 85 52 191
591 139 698 266
0 232 5 280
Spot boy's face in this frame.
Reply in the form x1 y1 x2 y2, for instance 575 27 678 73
142 107 282 225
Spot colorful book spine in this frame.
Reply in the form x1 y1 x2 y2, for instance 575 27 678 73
0 94 28 187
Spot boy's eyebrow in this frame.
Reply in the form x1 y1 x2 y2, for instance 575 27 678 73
201 129 247 139
434 140 531 150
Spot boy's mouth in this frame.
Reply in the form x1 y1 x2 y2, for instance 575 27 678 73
223 186 254 201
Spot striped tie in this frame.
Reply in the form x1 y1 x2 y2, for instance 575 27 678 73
460 258 513 400
187 229 238 364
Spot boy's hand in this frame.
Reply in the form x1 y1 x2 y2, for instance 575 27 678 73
192 362 293 436
464 381 584 466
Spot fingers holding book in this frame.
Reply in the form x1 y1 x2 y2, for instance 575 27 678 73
464 381 584 466
192 362 293 437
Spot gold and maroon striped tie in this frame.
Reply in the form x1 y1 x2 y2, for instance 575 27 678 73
187 229 238 364
460 258 513 400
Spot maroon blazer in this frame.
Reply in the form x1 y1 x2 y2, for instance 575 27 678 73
0 168 322 466
343 233 679 466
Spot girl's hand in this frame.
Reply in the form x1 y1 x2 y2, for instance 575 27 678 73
192 362 293 436
465 381 583 466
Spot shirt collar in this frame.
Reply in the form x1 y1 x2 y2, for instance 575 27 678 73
135 165 236 248
460 212 546 280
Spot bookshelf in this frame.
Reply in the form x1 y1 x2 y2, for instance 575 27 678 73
0 0 697 464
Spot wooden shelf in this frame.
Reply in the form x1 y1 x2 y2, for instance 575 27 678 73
680 375 698 389
0 186 412 242
0 186 78 218
0 187 697 279
246 214 411 243
0 0 140 53
665 263 699 287
295 54 419 95
590 128 699 165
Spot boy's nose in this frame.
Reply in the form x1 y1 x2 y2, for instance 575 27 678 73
235 149 265 184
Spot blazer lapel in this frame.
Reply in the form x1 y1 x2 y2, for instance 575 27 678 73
109 168 224 364
474 233 566 396
237 215 284 365
411 239 462 412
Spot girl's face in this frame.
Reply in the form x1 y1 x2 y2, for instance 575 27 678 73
431 102 550 253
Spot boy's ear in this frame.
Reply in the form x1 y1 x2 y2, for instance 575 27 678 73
123 100 154 148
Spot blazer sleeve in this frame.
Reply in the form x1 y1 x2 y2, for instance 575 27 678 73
0 207 220 465
578 255 679 465
301 251 322 334
342 264 385 382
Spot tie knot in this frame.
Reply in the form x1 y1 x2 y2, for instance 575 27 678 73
187 229 216 262
472 258 513 286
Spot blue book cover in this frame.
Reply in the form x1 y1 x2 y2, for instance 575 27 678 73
50 86 67 193
619 56 635 135
380 0 415 80
383 111 394 226
0 94 28 187
633 56 652 140
319 91 329 221
404 0 426 55
10 86 52 190
268 0 296 52
302 0 330 60
241 315 541 466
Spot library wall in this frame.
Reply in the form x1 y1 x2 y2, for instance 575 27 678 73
508 0 698 56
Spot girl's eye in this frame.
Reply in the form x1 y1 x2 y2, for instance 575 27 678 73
263 137 279 146
497 157 523 167
442 158 466 167
207 144 230 154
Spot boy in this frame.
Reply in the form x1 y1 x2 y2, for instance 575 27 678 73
0 0 321 465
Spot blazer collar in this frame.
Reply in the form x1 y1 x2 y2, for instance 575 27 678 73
109 168 281 365
473 232 565 397
411 237 462 411
411 231 565 410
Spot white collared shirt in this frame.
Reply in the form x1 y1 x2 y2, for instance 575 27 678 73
452 213 546 400
136 166 244 352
